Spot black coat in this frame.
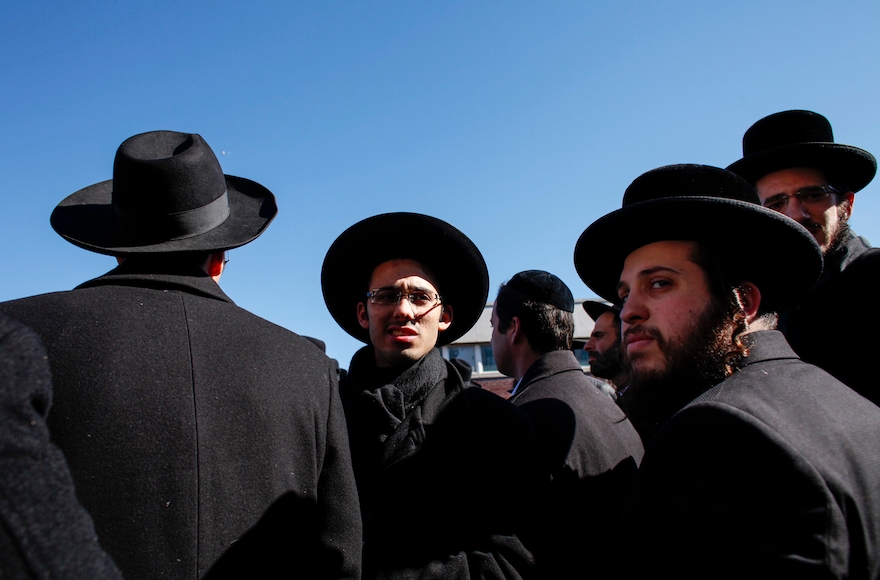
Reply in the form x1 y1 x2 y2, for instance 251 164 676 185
508 350 644 579
780 232 880 406
0 262 362 580
342 346 538 580
617 331 880 578
0 314 122 579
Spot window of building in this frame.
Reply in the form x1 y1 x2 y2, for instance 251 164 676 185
480 345 496 372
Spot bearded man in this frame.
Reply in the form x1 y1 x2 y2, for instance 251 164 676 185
728 110 879 405
574 164 880 577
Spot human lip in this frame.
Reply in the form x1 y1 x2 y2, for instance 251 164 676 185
387 326 418 342
624 330 653 352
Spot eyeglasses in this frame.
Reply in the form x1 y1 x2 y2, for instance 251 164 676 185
367 288 442 310
761 185 840 212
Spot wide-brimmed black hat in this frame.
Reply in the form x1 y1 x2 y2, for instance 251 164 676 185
574 165 822 312
321 212 489 346
582 300 619 322
50 130 277 256
727 110 876 192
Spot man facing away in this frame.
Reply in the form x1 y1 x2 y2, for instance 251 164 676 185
321 213 537 580
728 110 880 405
575 164 880 578
491 270 643 579
582 301 629 394
0 131 361 579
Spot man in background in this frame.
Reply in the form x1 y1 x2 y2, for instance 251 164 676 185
728 109 879 405
492 270 643 579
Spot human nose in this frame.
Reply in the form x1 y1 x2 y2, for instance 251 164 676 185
620 293 645 327
391 295 417 319
584 339 595 353
782 195 809 221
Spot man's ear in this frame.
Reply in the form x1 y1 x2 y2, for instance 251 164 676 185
357 302 370 330
438 304 453 332
737 282 762 323
206 251 225 278
841 191 856 219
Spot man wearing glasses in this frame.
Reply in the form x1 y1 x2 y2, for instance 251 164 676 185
729 110 880 405
322 213 537 580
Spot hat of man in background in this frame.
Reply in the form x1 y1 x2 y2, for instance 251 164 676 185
727 110 876 191
582 300 619 322
503 269 574 312
574 164 822 312
321 212 489 346
50 130 277 256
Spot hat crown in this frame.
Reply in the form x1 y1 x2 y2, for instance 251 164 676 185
622 164 759 205
113 131 227 214
506 270 574 312
742 110 834 156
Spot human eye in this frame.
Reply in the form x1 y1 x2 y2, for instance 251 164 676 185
799 187 828 202
408 292 433 306
372 290 400 305
649 279 671 290
763 195 787 211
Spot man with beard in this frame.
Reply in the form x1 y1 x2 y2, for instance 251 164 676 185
491 271 643 579
321 213 537 580
574 164 880 577
582 301 629 394
728 110 879 405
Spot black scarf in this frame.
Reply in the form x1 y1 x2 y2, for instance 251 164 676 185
347 346 449 470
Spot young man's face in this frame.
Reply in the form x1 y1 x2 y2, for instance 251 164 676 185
584 311 624 380
617 240 720 383
755 166 854 255
357 259 452 368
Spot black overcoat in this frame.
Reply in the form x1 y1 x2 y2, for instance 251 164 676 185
342 347 538 580
0 262 362 580
508 350 644 579
0 313 122 579
617 331 880 578
780 232 880 406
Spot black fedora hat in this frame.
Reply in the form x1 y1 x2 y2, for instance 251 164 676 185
574 165 822 312
727 110 876 192
50 130 277 256
582 300 619 322
321 213 489 346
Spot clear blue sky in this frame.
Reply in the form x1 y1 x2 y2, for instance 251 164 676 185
2 1 878 365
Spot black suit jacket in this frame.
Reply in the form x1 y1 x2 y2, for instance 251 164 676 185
0 262 361 580
509 350 644 578
617 331 880 578
0 313 121 579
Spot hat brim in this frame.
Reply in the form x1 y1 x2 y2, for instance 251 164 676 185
321 213 489 346
728 142 876 192
50 175 277 256
574 196 822 312
582 300 619 322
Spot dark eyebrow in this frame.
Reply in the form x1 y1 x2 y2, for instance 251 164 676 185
374 284 436 294
615 266 682 293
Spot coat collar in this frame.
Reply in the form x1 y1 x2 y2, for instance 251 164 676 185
738 330 800 368
510 350 583 401
75 260 234 303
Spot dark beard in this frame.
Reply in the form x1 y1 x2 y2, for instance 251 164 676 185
619 297 744 444
589 342 625 381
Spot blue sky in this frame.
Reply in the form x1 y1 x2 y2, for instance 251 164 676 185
2 1 878 365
